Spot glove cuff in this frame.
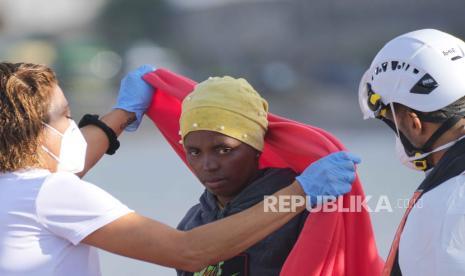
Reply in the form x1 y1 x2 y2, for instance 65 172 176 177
111 106 143 132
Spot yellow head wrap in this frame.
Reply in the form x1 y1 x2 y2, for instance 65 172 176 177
180 76 269 151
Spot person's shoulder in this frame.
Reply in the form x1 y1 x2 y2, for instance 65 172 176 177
1 168 51 181
38 172 95 206
44 171 82 184
439 172 465 214
457 170 465 182
442 172 465 196
262 167 297 181
451 172 465 193
246 167 296 194
185 203 202 216
177 203 202 230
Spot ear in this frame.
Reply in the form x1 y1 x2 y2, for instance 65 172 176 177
408 111 423 133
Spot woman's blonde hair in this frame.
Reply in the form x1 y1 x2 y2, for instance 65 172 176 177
0 62 57 172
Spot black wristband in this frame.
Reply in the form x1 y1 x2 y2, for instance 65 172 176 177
78 114 120 155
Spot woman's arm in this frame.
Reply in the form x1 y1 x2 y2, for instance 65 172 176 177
76 65 155 178
82 151 359 271
82 181 306 272
77 109 135 178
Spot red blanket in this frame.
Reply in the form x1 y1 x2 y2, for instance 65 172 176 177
144 68 384 276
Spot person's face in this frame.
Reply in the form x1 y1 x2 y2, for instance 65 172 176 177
384 104 429 148
183 130 260 203
40 84 72 171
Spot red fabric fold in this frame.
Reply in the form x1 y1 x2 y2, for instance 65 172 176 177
144 68 384 276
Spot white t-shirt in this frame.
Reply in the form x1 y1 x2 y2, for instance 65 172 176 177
0 169 133 276
399 170 465 276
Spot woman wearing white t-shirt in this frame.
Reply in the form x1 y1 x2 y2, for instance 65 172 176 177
0 62 360 276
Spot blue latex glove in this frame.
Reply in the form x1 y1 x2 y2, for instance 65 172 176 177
296 151 361 206
113 64 156 131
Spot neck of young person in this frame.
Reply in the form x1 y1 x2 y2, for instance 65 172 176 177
428 119 465 166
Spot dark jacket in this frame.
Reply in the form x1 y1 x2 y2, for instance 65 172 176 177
177 168 309 276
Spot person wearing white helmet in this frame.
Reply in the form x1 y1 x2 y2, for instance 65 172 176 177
359 29 465 276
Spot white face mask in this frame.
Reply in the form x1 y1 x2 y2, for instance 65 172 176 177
395 133 465 171
41 120 87 173
394 136 418 170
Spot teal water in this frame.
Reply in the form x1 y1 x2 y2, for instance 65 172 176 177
85 120 423 276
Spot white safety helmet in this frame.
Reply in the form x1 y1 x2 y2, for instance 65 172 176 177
359 29 465 120
359 29 465 171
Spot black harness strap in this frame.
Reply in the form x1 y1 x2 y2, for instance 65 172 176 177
421 116 462 152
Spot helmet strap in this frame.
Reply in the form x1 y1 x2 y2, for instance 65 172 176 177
382 104 463 171
389 103 402 138
420 116 462 152
399 116 462 170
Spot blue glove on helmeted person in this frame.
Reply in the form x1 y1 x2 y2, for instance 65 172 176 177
113 64 156 131
296 151 361 207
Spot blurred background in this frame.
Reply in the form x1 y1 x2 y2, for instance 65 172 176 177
1 0 464 274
